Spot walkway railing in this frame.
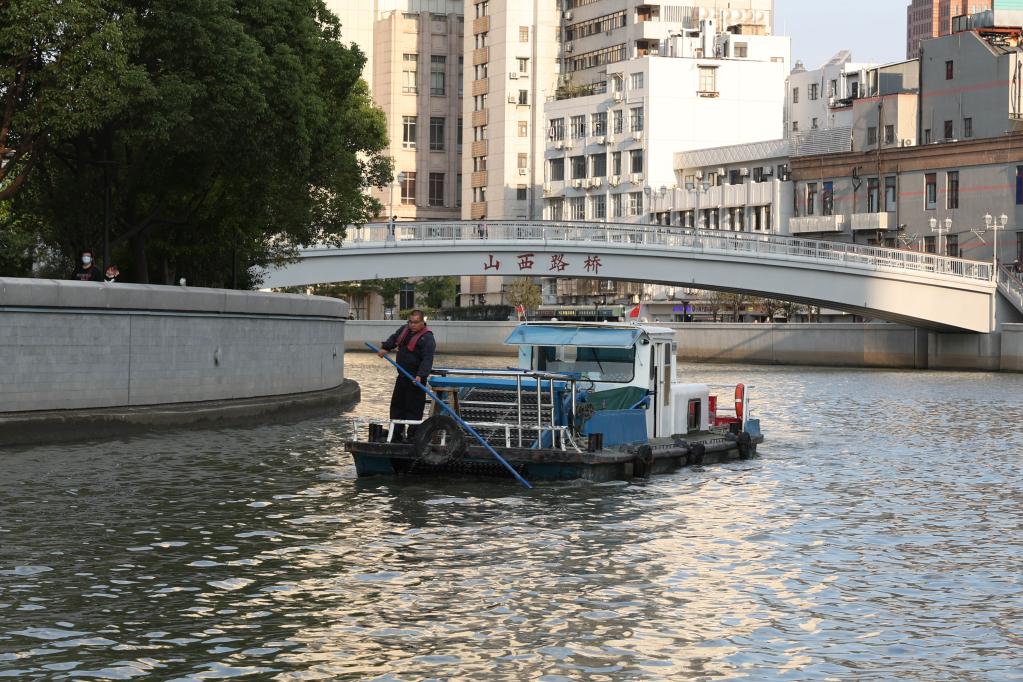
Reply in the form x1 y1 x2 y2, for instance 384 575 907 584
336 220 993 283
997 264 1023 314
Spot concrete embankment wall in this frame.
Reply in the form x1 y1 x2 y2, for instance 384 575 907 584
0 278 352 414
347 319 1023 372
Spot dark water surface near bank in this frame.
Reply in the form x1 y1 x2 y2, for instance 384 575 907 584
2 354 1022 680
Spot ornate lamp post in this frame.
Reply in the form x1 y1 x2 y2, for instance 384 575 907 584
983 213 1008 271
928 217 952 256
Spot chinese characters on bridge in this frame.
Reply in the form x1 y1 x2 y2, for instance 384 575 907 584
482 253 603 274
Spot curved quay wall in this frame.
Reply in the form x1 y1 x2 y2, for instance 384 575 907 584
0 278 357 442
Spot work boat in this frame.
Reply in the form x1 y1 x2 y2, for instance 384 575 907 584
348 322 763 484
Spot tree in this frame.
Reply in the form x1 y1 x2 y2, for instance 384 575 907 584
505 277 542 315
417 276 457 309
4 0 391 284
0 0 143 200
708 291 752 322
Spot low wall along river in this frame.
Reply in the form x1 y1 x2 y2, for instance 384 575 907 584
0 278 358 443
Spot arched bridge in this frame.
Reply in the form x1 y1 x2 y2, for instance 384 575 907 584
261 220 1023 333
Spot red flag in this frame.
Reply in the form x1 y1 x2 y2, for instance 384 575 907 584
629 305 640 318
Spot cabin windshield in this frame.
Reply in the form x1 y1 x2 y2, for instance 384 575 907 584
535 345 636 383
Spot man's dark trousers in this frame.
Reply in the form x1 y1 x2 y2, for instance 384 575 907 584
390 374 427 441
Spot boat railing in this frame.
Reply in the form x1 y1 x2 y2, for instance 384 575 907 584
429 367 582 451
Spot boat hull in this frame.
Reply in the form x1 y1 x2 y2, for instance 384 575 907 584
346 432 761 484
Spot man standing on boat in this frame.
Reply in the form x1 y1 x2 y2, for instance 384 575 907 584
377 309 436 442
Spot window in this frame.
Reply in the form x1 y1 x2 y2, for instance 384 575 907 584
729 169 741 185
517 57 529 74
629 107 643 131
457 118 462 150
590 194 606 220
402 54 418 93
851 81 859 98
429 117 445 151
792 86 799 103
518 121 527 137
590 154 606 177
806 182 817 215
947 171 959 209
946 232 959 257
569 196 585 220
458 56 463 97
473 156 486 171
402 116 417 149
517 185 528 201
518 89 529 105
829 79 838 96
519 26 529 42
734 42 747 58
570 115 586 139
792 121 799 132
924 235 936 253
549 158 564 181
475 62 487 80
612 110 623 134
571 155 586 179
867 126 878 146
399 283 416 310
517 153 528 171
964 117 973 138
924 128 932 144
611 193 623 218
611 151 622 176
945 60 954 80
944 120 954 140
699 67 717 93
428 173 444 206
925 173 937 209
475 32 488 48
811 117 818 129
400 171 416 204
1017 166 1023 205
610 74 624 92
867 177 880 212
472 125 487 141
591 112 607 135
884 125 895 144
884 176 897 211
430 55 446 96
809 83 819 100
627 192 643 216
456 174 462 207
549 118 564 141
630 149 643 173
547 198 564 221
475 1 488 18
822 181 834 216
630 72 644 89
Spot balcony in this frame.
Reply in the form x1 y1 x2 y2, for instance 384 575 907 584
472 48 488 66
471 109 488 127
788 215 846 234
850 211 897 231
471 78 488 96
472 15 489 34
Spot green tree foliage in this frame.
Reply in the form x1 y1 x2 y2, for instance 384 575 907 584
505 277 542 314
2 0 391 284
417 276 457 309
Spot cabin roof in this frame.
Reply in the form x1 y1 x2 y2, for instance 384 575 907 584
505 322 670 348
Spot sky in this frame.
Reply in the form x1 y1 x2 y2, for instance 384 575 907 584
774 0 907 69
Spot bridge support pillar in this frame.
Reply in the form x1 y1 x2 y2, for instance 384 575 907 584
928 331 1002 371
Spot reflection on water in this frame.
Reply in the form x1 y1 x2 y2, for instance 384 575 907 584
2 353 1022 679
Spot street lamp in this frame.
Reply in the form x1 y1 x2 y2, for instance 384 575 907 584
983 212 1009 270
928 216 952 256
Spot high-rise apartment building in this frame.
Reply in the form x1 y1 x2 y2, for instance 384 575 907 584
906 0 993 58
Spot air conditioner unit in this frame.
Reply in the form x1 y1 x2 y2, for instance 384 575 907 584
609 175 621 186
565 42 574 53
518 168 528 176
828 96 836 107
716 167 726 175
564 139 575 148
554 140 564 149
509 72 518 79
592 177 603 187
901 138 914 147
613 92 624 102
507 95 517 104
583 178 593 188
762 167 773 177
564 11 573 20
606 134 615 144
595 135 606 144
740 167 750 176
543 183 552 193
631 173 643 183
572 179 583 188
694 170 704 179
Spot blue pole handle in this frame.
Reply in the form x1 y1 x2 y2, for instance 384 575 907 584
365 342 533 489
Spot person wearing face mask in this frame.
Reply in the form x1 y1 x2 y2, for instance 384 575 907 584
71 249 103 282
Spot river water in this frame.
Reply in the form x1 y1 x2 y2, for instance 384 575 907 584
2 353 1022 680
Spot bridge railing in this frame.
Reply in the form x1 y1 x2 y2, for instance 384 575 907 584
344 220 992 283
997 264 1023 314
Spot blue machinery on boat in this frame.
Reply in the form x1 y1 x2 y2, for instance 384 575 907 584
366 342 534 489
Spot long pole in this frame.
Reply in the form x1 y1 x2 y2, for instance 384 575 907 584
365 342 533 489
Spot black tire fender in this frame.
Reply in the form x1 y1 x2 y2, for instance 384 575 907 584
633 445 654 479
687 443 706 466
413 415 467 465
737 431 753 460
